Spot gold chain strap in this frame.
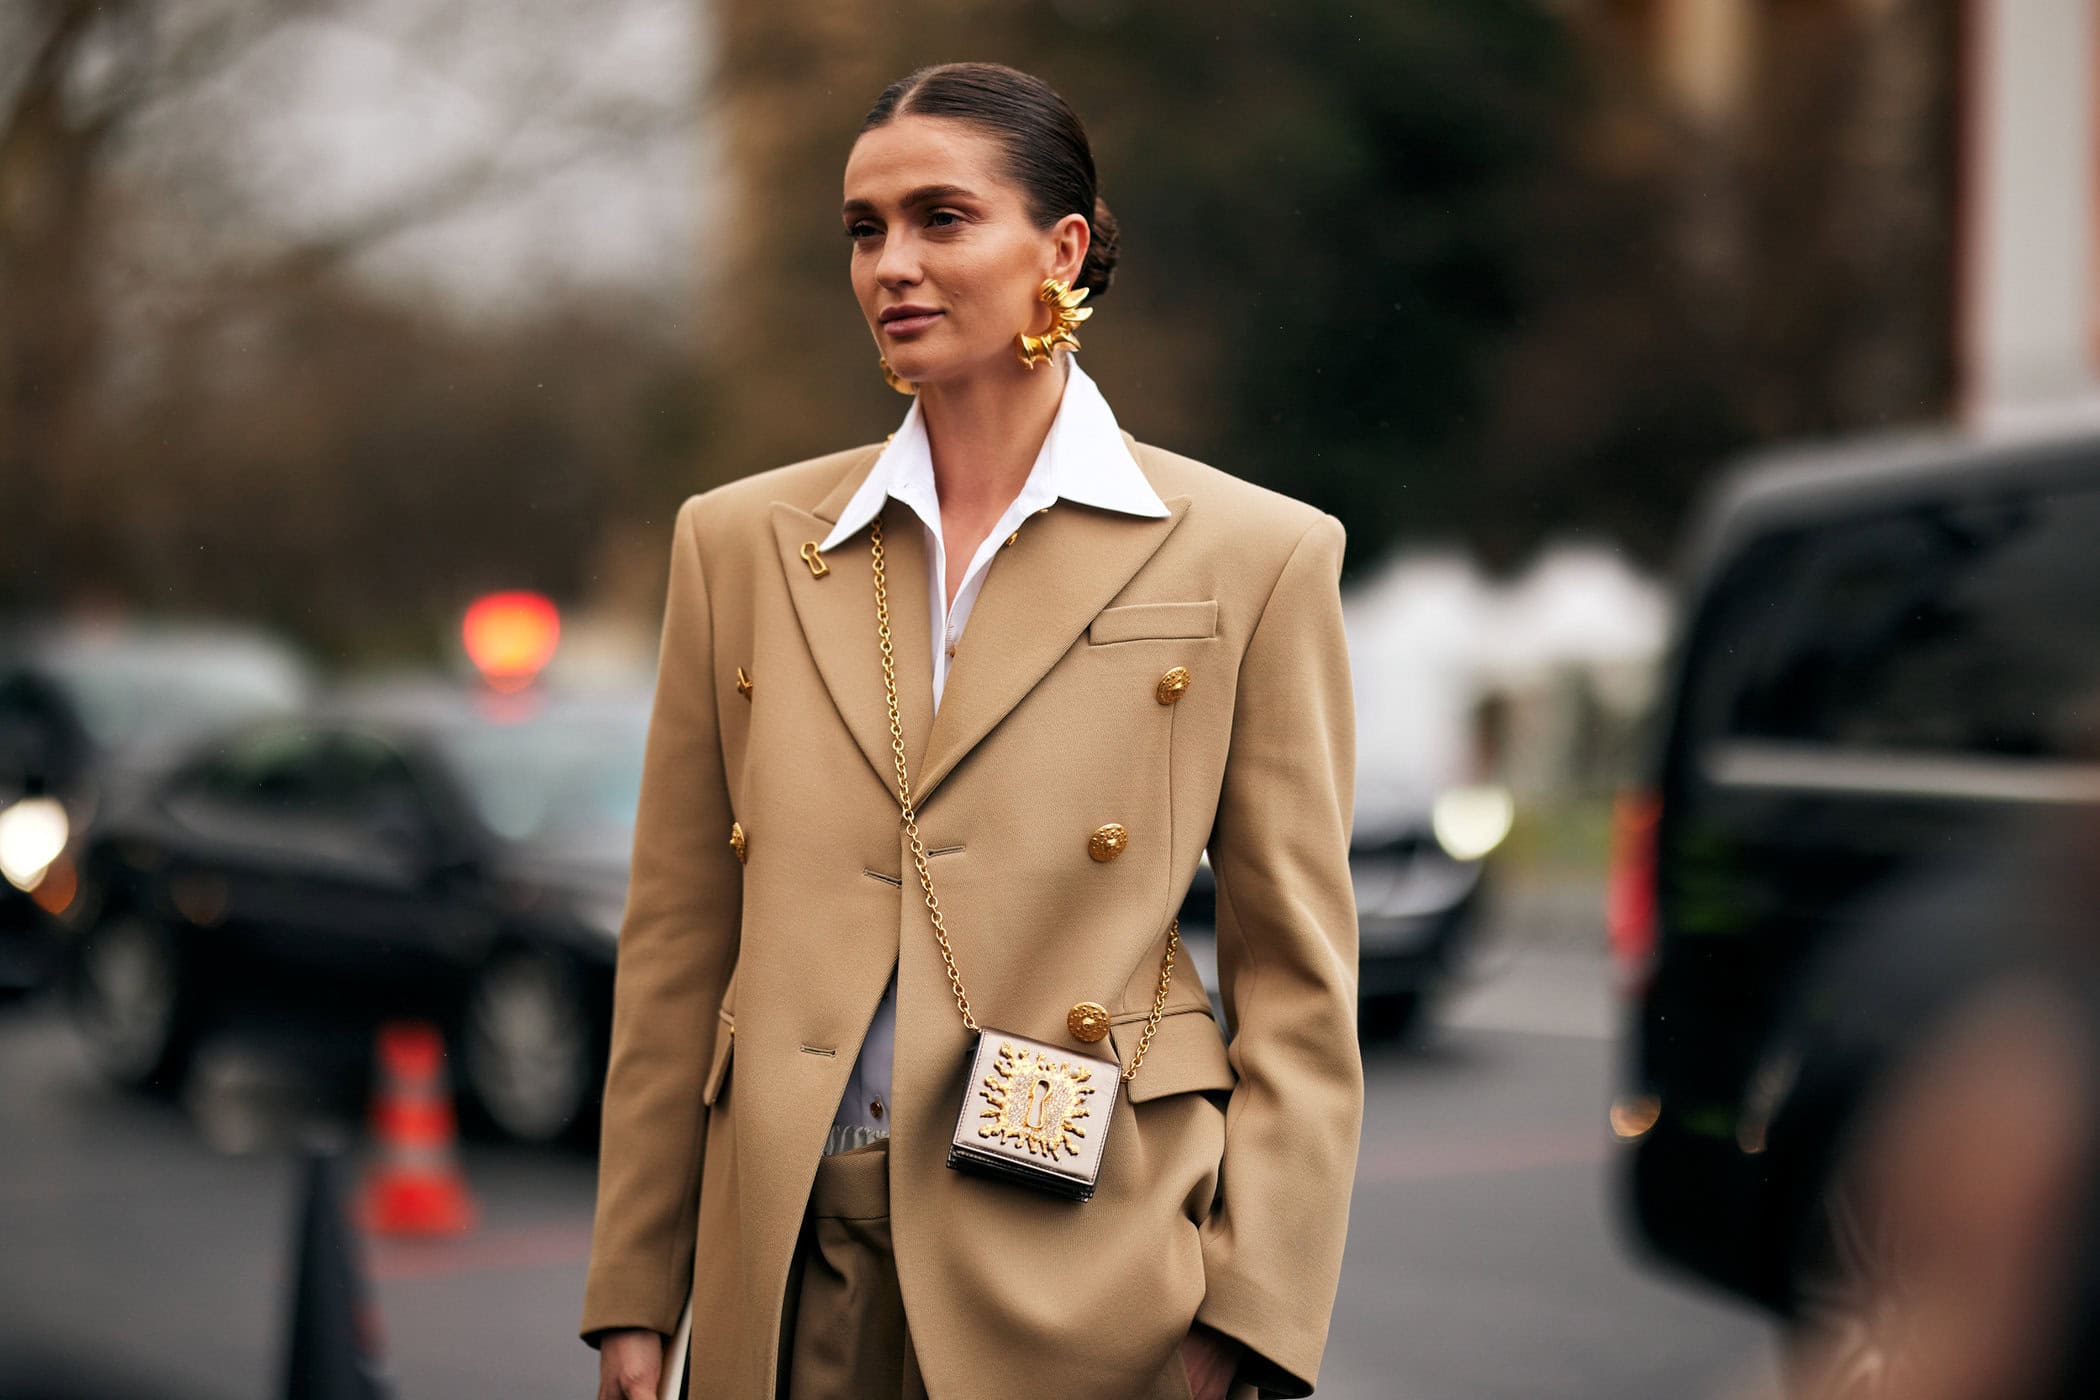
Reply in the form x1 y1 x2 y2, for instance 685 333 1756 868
869 515 1177 1081
1122 919 1179 1083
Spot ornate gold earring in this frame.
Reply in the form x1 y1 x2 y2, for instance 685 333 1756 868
1014 278 1093 370
878 355 915 396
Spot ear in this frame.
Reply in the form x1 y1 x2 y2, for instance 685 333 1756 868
1046 212 1091 287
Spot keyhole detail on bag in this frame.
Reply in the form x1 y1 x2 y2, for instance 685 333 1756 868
1023 1078 1055 1133
978 1042 1096 1160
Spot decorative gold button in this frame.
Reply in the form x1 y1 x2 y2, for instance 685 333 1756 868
735 665 753 699
1156 666 1191 705
1088 823 1128 862
1068 1001 1110 1042
728 821 747 863
799 541 829 578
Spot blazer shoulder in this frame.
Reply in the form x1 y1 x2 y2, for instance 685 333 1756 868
1128 439 1338 557
672 442 884 543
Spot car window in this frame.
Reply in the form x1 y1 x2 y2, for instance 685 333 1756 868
323 730 430 825
196 726 336 814
1716 487 2100 761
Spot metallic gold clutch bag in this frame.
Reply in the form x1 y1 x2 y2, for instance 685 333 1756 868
868 518 1177 1203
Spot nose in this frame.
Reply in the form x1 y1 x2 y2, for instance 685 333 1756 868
874 229 921 289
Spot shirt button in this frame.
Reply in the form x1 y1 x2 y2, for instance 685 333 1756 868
870 1097 885 1120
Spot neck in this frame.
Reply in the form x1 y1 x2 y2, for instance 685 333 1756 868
916 355 1068 519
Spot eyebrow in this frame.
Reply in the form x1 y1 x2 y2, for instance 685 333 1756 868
841 184 981 218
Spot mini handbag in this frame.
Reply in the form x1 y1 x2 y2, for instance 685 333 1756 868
868 515 1178 1202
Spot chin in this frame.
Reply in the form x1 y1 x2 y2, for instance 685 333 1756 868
884 354 942 384
899 347 1026 389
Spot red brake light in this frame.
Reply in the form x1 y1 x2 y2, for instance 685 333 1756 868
1606 788 1661 996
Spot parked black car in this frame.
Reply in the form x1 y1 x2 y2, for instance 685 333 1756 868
0 621 313 998
1614 427 2100 1336
59 677 650 1145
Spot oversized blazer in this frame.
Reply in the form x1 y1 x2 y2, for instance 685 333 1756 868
579 433 1363 1399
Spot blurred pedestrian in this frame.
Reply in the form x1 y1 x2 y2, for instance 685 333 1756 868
580 62 1361 1400
1717 804 2100 1400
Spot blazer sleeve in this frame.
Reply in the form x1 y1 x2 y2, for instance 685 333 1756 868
1195 511 1363 1398
578 494 742 1347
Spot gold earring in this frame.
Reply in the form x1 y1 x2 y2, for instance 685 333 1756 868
1014 278 1093 370
878 355 915 396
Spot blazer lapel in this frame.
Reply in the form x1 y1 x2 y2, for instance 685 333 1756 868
915 495 1191 804
769 450 935 797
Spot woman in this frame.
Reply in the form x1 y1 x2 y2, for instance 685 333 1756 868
582 63 1361 1400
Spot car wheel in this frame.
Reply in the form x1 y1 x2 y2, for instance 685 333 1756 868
461 947 595 1145
68 909 194 1090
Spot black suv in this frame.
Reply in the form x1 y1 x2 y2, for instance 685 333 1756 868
1613 427 2100 1323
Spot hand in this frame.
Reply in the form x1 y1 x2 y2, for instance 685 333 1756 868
1179 1322 1243 1400
596 1328 665 1400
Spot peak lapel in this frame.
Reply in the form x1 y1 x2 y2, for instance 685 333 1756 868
916 497 1190 805
770 466 934 799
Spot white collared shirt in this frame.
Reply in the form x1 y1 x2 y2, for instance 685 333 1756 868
818 355 1169 1133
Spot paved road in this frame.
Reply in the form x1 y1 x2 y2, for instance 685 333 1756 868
0 937 1771 1400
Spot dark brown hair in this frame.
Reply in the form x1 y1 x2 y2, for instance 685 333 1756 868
861 63 1120 298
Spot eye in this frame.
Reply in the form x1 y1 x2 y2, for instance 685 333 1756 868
845 220 880 242
927 209 964 230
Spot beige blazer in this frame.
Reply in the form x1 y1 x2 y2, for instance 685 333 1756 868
579 435 1363 1398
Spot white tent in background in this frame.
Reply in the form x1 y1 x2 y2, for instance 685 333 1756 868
1343 542 1670 831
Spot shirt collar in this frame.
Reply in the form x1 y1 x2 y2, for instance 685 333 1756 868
817 356 1167 554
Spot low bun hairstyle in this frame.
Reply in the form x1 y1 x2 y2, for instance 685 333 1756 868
861 63 1120 299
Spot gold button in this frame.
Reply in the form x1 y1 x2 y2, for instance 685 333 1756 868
1088 823 1128 862
735 665 753 699
728 821 747 863
870 1097 885 1120
1068 1001 1110 1042
1156 666 1191 705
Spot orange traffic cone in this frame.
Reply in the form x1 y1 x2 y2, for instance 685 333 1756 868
357 1020 477 1237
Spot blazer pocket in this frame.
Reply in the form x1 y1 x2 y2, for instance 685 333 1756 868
1087 600 1218 645
701 1002 735 1106
1110 1002 1236 1103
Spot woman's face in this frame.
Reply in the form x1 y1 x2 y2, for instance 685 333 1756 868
843 114 1088 389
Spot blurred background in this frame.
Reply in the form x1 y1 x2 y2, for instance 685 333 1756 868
7 0 2096 1396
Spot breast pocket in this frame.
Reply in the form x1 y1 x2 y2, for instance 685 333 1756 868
1087 600 1218 645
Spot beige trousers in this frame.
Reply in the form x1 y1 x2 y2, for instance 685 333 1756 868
775 1138 924 1399
774 1138 1248 1400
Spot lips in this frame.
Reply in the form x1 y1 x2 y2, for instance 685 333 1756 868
879 305 942 336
